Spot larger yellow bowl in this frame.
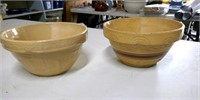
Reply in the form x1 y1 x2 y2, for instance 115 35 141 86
103 17 184 67
0 22 87 76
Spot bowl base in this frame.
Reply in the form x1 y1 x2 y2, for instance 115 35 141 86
114 50 163 68
12 48 80 76
29 67 72 77
119 59 157 68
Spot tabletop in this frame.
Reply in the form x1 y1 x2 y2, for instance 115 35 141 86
0 19 200 100
70 7 200 21
70 6 175 19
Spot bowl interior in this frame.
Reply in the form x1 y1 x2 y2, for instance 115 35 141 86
2 22 86 41
104 18 183 34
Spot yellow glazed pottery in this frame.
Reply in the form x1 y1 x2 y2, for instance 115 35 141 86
103 17 184 67
0 22 87 76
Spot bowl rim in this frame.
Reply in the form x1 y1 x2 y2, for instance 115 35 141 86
103 17 185 35
0 22 87 44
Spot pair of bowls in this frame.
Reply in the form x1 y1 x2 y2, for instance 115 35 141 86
0 17 184 76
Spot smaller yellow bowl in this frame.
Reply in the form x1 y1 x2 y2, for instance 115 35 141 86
103 17 184 67
0 22 87 76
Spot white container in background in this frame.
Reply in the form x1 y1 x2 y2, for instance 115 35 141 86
123 0 147 13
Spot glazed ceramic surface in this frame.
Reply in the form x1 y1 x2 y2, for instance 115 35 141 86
0 22 87 76
0 15 2 21
123 0 147 13
103 17 184 67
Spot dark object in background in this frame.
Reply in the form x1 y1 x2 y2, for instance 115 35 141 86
193 21 199 32
112 0 117 8
182 20 199 41
94 1 109 11
176 5 200 41
92 0 96 8
175 5 195 20
77 14 99 28
6 8 29 15
53 0 64 9
174 0 200 42
175 9 192 20
53 0 59 8
92 0 113 9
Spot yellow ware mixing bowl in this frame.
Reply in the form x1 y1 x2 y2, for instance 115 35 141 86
0 22 87 76
103 17 184 67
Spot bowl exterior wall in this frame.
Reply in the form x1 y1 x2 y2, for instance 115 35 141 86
110 41 172 54
12 45 81 76
103 18 184 67
0 22 87 76
110 40 172 67
104 26 183 45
